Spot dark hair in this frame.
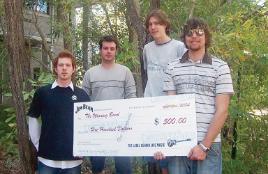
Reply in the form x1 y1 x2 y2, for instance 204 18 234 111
145 9 170 35
99 35 119 50
180 17 212 50
53 50 76 75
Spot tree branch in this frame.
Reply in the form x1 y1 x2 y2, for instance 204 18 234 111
31 10 53 61
101 3 116 36
189 0 196 19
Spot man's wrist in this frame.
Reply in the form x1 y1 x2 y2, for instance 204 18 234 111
198 142 210 153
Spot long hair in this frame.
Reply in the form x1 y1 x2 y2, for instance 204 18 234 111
145 9 171 35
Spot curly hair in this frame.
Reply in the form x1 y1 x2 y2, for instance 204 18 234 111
180 17 212 50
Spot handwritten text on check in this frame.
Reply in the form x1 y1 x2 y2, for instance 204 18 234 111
73 94 197 156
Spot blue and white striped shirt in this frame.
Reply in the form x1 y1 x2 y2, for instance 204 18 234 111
163 52 234 142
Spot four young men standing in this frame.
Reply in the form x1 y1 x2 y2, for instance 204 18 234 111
28 10 233 174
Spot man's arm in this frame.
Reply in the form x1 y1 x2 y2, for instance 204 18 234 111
28 117 41 150
82 70 92 98
188 94 231 160
142 46 147 72
202 94 230 147
28 88 42 151
124 69 136 98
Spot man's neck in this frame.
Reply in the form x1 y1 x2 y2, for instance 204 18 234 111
56 79 72 87
154 35 171 45
188 48 206 62
101 61 115 69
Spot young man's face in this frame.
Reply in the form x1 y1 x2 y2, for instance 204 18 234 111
185 28 206 51
100 41 117 63
55 57 75 81
148 16 167 40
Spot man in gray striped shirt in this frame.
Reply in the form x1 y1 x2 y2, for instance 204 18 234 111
82 35 136 174
155 18 234 174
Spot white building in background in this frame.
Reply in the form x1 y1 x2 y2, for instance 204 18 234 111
0 0 63 105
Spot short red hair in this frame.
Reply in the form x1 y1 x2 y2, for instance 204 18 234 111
52 50 76 75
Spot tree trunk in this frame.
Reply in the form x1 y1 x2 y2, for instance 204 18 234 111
124 11 136 43
0 53 3 104
82 0 89 71
3 0 34 174
231 67 241 159
31 11 53 61
57 0 73 52
189 0 196 19
125 0 146 96
150 0 160 10
101 3 116 36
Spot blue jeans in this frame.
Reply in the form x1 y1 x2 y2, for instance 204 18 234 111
168 143 222 174
90 156 132 174
38 161 81 174
144 157 168 168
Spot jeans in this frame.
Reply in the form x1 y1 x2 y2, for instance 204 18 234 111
38 161 81 174
90 156 132 174
144 157 168 168
168 143 222 174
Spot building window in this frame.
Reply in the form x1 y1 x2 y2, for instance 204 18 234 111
25 0 49 14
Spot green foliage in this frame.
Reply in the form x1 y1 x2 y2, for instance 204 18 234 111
116 38 140 72
0 0 5 17
26 72 54 104
0 72 53 157
0 105 18 157
1 0 267 172
28 72 54 87
212 1 268 111
210 1 268 173
162 0 191 34
74 0 131 67
74 56 85 86
0 43 8 95
222 115 268 174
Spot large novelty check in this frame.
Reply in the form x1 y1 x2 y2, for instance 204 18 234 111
73 94 197 156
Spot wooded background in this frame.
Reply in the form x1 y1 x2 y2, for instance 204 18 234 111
0 0 267 174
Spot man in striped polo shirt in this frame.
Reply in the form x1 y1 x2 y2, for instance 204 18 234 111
156 18 234 173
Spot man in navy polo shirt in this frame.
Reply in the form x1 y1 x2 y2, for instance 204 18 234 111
28 50 90 174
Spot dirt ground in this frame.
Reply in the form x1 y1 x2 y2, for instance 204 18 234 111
0 157 22 174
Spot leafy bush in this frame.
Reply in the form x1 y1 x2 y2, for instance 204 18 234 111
222 115 268 174
0 105 18 157
0 72 53 158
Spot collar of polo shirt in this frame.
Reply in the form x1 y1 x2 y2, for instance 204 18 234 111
180 51 212 65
